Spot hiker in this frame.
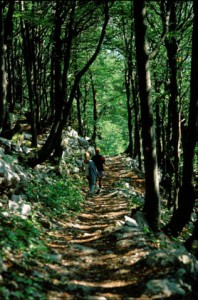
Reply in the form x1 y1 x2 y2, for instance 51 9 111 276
92 147 105 194
82 152 98 196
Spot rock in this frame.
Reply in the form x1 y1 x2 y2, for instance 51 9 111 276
0 147 5 157
116 239 137 248
124 215 138 227
78 137 89 147
70 244 98 254
21 146 31 154
8 200 19 212
21 203 31 215
8 198 31 216
139 249 198 298
11 194 23 202
67 128 78 138
1 212 9 217
144 249 198 271
133 210 150 229
71 166 80 174
143 278 186 298
23 133 32 140
0 138 12 149
0 159 26 193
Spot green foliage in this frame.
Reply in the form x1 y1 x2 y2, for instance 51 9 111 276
0 214 49 300
128 194 144 209
25 174 84 216
0 163 84 299
96 121 127 156
79 49 128 156
0 275 47 300
0 171 85 300
0 214 41 251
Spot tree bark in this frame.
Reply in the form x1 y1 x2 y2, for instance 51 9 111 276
163 0 198 237
0 4 7 131
125 66 133 157
90 71 97 147
20 1 37 147
134 0 161 231
165 0 180 210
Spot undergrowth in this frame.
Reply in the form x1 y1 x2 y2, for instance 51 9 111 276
0 172 85 300
128 194 195 252
25 173 84 216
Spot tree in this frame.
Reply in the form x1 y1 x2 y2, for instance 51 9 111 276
20 0 38 147
0 2 7 131
163 0 198 237
159 0 193 211
89 70 98 146
164 0 180 210
134 0 161 231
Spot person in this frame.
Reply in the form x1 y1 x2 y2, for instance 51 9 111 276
82 152 98 196
92 147 105 194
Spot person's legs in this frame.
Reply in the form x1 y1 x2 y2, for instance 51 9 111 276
99 177 102 188
88 178 96 196
87 176 93 195
90 183 95 195
87 176 91 189
96 172 103 194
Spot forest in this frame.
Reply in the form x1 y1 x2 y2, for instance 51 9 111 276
0 0 197 299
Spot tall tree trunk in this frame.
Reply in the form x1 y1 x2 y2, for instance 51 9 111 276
20 1 37 147
163 0 198 237
0 4 7 131
125 66 133 157
132 76 142 169
90 71 97 147
161 98 167 182
4 1 15 114
165 0 180 210
76 84 83 136
134 0 161 231
82 75 89 137
155 102 162 169
0 1 15 135
121 11 133 158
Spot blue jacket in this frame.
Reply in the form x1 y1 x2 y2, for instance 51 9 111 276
88 160 98 183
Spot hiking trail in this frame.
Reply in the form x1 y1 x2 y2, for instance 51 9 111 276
43 155 156 299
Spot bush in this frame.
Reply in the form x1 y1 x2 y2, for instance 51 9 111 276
24 173 84 216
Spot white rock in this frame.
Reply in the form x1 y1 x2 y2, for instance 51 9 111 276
124 215 139 227
8 200 19 211
21 203 31 215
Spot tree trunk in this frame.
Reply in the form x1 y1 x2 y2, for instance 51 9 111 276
125 67 133 157
82 75 89 137
163 0 198 237
165 0 181 210
132 77 142 169
134 0 161 231
0 4 7 131
155 102 162 169
76 84 83 136
90 71 97 147
20 1 37 147
4 1 15 114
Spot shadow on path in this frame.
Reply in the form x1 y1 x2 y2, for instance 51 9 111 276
46 155 147 300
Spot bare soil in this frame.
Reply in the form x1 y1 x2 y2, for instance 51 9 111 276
43 155 160 299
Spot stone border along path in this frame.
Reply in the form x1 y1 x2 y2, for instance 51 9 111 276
46 155 152 300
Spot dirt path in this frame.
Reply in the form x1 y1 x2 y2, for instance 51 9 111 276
45 155 148 300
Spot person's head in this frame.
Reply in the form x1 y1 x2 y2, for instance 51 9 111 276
84 152 90 161
95 147 100 154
